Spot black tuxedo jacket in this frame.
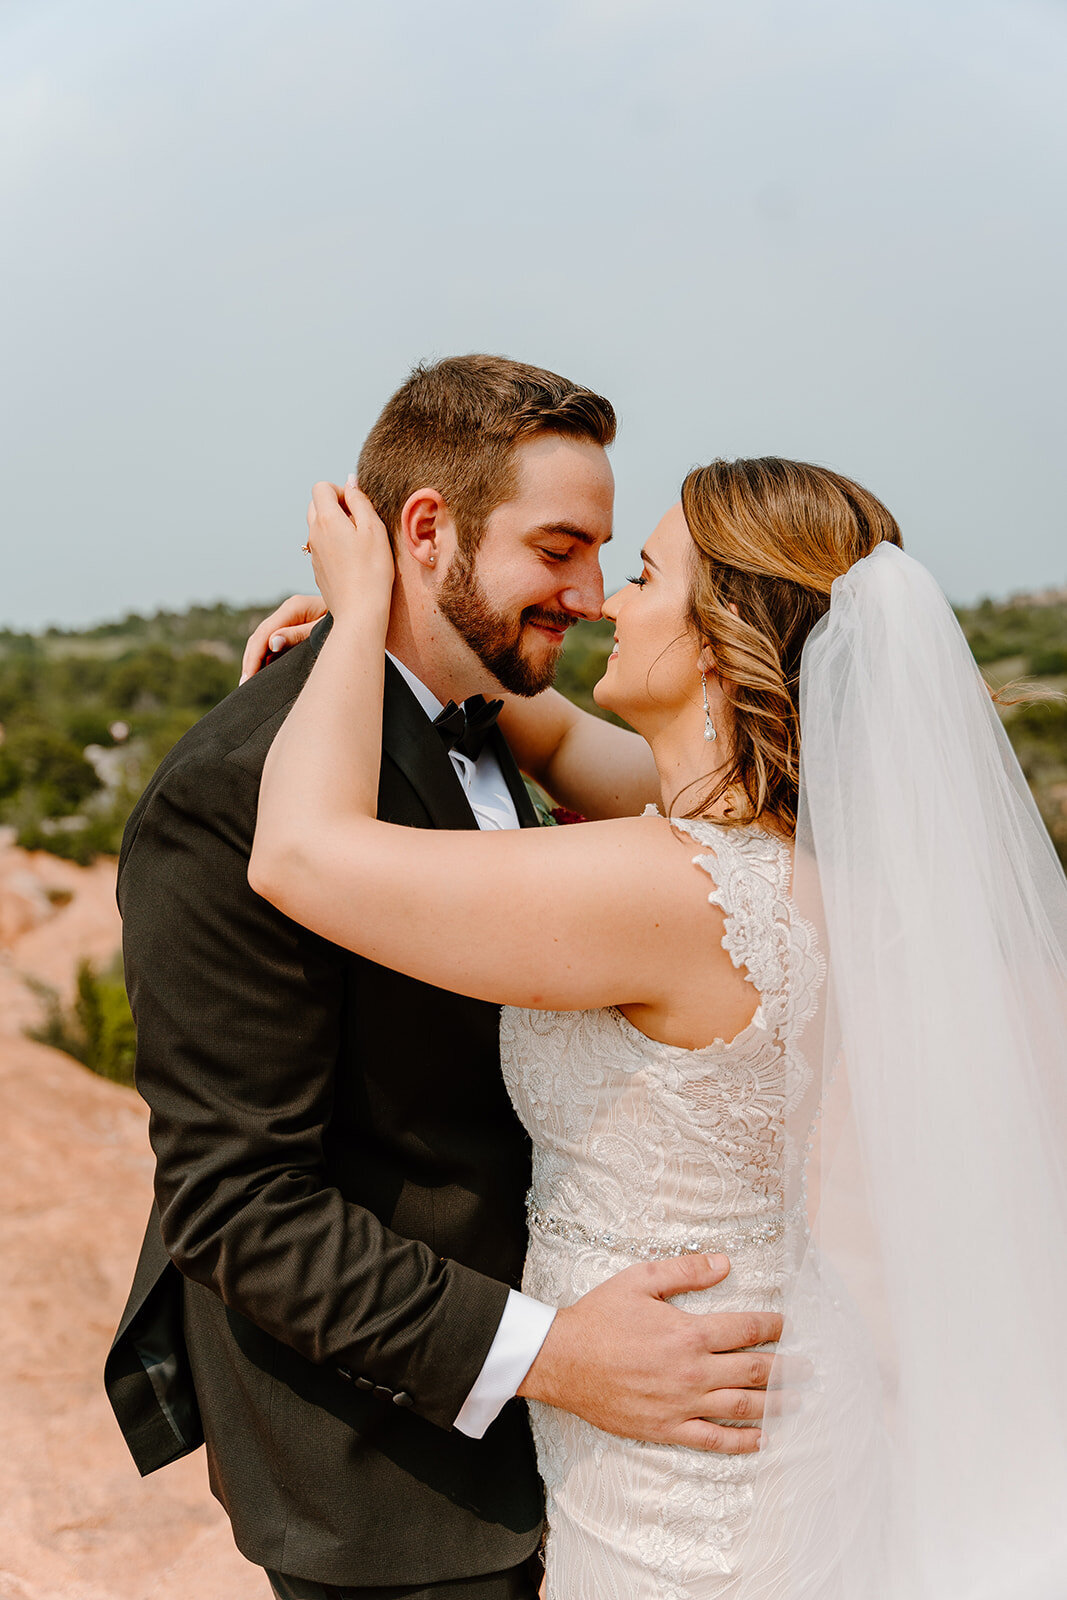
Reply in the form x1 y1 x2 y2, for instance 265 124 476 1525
104 621 544 1588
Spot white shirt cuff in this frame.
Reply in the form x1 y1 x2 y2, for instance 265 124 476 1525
452 1289 557 1439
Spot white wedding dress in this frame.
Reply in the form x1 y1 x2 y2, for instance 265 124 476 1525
500 547 1067 1597
500 815 824 1600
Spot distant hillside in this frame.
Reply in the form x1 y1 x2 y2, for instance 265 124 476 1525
1 592 1065 866
0 601 277 863
952 593 1067 866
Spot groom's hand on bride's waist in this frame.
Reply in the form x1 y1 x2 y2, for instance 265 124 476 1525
516 1252 783 1454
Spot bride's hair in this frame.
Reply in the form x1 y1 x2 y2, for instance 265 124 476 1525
681 457 903 835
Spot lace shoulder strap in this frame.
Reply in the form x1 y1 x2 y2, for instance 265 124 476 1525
647 807 812 1040
671 816 791 992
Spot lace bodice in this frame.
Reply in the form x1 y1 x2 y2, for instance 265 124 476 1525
499 816 824 1599
501 816 823 1254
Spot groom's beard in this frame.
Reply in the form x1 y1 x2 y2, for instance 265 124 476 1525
437 553 572 697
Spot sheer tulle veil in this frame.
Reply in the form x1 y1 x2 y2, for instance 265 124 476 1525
739 543 1067 1597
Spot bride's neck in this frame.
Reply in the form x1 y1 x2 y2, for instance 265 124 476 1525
647 713 736 823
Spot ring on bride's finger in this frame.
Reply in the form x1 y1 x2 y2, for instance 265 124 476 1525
301 540 311 554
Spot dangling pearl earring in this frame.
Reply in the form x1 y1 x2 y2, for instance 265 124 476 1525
701 670 717 743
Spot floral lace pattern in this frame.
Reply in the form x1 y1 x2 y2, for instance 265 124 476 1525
499 819 824 1598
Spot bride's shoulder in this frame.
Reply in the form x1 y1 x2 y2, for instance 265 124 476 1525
556 808 706 879
558 808 789 900
580 808 736 905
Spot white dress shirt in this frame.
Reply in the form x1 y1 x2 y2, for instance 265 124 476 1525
386 653 557 1438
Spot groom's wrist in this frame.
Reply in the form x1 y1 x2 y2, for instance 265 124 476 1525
516 1303 579 1407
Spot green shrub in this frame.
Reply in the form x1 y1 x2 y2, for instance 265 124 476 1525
28 953 136 1087
1007 699 1067 741
62 707 117 748
1028 647 1067 677
108 646 182 712
172 650 237 711
1 724 101 814
16 808 126 865
0 743 18 800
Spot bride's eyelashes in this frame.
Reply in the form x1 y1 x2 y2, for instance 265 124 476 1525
625 573 649 588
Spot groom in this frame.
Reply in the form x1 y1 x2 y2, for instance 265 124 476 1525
106 355 781 1600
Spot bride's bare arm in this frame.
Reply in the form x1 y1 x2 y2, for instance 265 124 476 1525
253 801 690 1011
251 484 708 1015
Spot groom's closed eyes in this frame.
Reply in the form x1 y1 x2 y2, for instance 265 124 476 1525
535 522 614 547
533 523 613 564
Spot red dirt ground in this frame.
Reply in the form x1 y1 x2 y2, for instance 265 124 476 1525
0 842 263 1600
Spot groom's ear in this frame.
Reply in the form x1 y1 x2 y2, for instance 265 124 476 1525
398 487 455 572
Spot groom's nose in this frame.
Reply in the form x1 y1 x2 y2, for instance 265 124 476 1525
558 563 605 622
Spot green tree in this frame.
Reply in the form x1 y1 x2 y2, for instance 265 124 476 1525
108 646 182 711
173 650 237 710
1 724 101 814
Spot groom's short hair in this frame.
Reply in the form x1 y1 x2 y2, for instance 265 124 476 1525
357 354 616 554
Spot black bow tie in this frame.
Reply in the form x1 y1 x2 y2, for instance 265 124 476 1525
432 695 504 763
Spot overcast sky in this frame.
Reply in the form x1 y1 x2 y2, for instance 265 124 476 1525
3 0 1065 630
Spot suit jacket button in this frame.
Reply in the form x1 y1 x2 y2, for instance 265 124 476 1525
354 1376 376 1392
336 1366 353 1382
373 1384 393 1399
392 1391 413 1408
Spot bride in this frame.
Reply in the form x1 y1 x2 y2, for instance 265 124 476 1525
247 459 1067 1598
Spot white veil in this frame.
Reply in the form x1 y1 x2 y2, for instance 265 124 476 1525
739 543 1067 1598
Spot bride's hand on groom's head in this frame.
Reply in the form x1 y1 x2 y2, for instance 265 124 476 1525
304 478 394 629
239 478 393 682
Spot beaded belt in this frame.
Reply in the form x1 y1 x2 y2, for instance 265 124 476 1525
526 1192 788 1261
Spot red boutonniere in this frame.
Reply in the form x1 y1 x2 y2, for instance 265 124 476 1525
547 806 586 826
524 779 587 827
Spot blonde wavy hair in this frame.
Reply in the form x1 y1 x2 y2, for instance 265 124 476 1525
681 457 903 836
